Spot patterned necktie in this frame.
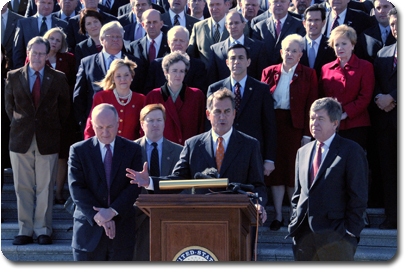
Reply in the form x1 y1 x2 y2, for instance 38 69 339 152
149 39 156 63
104 144 112 205
393 50 397 69
276 19 281 38
32 71 41 109
216 137 225 173
105 0 112 9
310 142 324 186
330 15 340 33
214 23 220 43
135 24 143 40
308 41 316 69
234 82 241 112
40 17 48 36
174 14 180 25
149 142 160 177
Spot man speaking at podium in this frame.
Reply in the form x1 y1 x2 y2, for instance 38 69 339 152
127 88 267 223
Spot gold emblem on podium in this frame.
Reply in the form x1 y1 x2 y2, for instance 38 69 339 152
173 246 219 261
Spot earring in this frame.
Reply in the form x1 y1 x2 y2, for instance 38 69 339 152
112 80 115 84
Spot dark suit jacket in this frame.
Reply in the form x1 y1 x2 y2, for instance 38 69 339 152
299 35 336 78
1 10 24 69
4 64 70 155
51 5 82 21
13 15 68 68
161 11 199 35
253 14 306 66
144 56 207 94
207 36 268 85
117 3 165 17
372 43 397 130
288 134 368 240
355 23 396 64
207 76 277 162
24 0 60 17
118 10 135 27
74 37 100 72
7 0 28 16
68 136 142 252
250 10 302 29
98 0 130 17
322 8 372 37
151 129 268 206
73 51 146 129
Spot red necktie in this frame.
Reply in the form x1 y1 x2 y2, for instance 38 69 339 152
149 39 156 63
234 82 241 112
216 137 225 173
276 19 281 38
310 142 324 186
104 144 112 205
32 71 41 109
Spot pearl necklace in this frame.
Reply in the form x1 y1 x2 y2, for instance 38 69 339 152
113 89 132 106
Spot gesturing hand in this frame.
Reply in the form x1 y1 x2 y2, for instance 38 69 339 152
126 162 151 187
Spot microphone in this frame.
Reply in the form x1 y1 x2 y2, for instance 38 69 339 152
194 167 219 179
228 182 255 192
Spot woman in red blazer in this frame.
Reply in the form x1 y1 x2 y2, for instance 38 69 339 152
144 51 205 145
84 57 145 141
261 34 318 231
319 25 375 149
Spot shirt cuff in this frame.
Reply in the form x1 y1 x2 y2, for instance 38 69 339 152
110 207 119 216
264 160 274 163
145 177 155 191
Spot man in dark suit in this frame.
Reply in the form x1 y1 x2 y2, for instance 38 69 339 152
127 87 268 220
1 4 24 69
299 3 336 78
68 103 143 261
52 0 81 21
239 0 264 37
7 0 29 16
24 0 60 17
187 0 209 20
73 21 147 133
144 26 207 94
161 0 200 34
288 97 368 260
65 0 117 52
5 36 70 246
117 0 165 17
355 0 395 64
322 0 372 37
290 0 311 19
252 0 306 66
207 43 276 177
119 0 150 27
208 11 267 84
13 0 68 68
250 1 302 29
371 7 397 230
133 104 183 261
98 0 130 17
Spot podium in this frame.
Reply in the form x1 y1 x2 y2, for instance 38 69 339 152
135 194 259 261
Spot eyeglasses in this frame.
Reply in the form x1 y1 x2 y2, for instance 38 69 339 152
105 35 123 40
190 0 204 3
30 51 47 58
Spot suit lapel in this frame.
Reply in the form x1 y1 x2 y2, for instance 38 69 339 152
90 137 107 186
314 36 330 68
19 65 33 105
139 137 148 164
4 14 18 43
267 19 277 40
37 65 53 108
219 130 243 176
205 19 214 46
278 15 293 43
200 131 217 169
109 136 124 185
161 138 174 176
311 136 339 187
237 76 253 117
96 52 107 75
220 39 229 60
140 37 149 61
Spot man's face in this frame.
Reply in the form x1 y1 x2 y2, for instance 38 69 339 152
35 0 54 17
207 97 236 136
292 0 310 15
133 0 152 20
141 109 165 141
167 29 189 52
142 10 164 40
188 0 206 15
80 0 98 9
207 0 227 22
225 12 245 40
92 109 119 145
226 48 250 78
28 43 48 72
303 10 325 39
240 0 259 21
389 14 397 40
100 27 123 54
309 108 338 142
329 0 350 14
270 0 289 18
58 0 78 14
374 0 394 27
169 0 187 14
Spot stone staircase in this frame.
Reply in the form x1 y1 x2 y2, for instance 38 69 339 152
1 168 397 261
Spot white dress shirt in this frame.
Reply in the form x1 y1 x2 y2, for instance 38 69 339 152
36 13 53 32
147 31 163 58
326 8 347 37
273 63 298 110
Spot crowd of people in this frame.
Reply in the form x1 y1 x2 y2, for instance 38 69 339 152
1 0 398 261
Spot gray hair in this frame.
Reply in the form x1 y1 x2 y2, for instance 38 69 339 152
281 34 304 52
131 0 152 6
207 88 235 112
162 51 190 74
91 103 119 122
310 97 342 126
99 21 124 40
27 36 51 54
167 26 190 42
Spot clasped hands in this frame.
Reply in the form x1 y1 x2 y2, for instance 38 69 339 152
93 207 117 239
376 94 396 112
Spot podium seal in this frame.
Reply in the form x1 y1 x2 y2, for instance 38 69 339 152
173 246 219 261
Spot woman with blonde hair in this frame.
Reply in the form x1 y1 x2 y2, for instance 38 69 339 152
84 57 145 140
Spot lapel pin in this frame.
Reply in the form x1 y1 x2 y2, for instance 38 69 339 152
167 157 170 160
294 74 298 77
275 74 279 78
249 87 252 91
132 105 135 108
59 58 62 61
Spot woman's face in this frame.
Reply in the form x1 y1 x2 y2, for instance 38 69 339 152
113 65 132 92
165 61 186 88
85 16 102 38
333 36 354 60
48 32 63 53
281 41 303 67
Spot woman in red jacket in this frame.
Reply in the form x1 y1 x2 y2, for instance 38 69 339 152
319 25 375 149
84 57 145 140
261 34 318 231
144 51 205 145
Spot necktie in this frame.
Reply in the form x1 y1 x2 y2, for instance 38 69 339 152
149 39 156 63
149 142 160 177
174 14 180 26
65 16 70 22
13 0 20 12
330 15 340 33
234 82 241 112
216 137 225 173
382 29 388 44
393 50 397 69
135 24 143 40
40 17 48 36
214 23 220 43
105 0 112 9
1 16 5 42
104 144 113 205
276 19 281 38
310 142 324 186
107 55 115 70
32 71 41 109
308 41 316 69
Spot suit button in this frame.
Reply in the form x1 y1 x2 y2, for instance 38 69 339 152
118 130 122 134
120 110 123 113
119 119 123 122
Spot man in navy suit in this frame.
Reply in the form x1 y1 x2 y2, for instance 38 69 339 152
98 0 130 17
121 0 152 40
207 43 276 177
24 0 60 17
13 0 68 68
73 21 146 134
252 0 306 66
1 4 24 69
7 0 29 16
372 7 397 230
117 0 165 17
288 97 368 260
52 0 81 21
161 0 200 34
68 103 143 261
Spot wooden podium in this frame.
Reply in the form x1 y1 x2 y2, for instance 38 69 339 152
135 194 259 261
